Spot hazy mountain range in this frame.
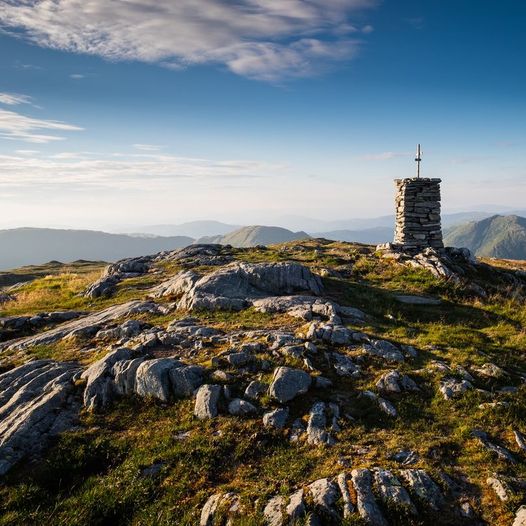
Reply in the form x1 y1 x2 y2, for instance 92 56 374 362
3 211 526 271
0 228 192 270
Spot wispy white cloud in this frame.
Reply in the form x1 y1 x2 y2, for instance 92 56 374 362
15 149 40 155
0 0 377 81
0 92 32 105
133 143 162 151
0 108 83 143
360 151 410 161
0 151 283 191
69 73 85 79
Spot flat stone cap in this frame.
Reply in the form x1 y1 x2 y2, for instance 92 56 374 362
395 178 441 183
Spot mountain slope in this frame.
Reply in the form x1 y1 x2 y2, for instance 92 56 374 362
0 228 193 270
444 215 526 259
196 225 310 247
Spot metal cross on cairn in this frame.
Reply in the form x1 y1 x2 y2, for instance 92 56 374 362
415 144 422 178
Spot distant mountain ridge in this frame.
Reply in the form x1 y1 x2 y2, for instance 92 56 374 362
197 225 310 247
122 221 240 238
444 215 526 259
0 228 193 270
125 211 526 239
312 227 393 244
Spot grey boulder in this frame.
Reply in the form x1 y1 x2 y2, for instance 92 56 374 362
268 367 311 403
134 358 183 402
194 384 222 419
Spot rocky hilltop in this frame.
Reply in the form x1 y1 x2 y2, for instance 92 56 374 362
0 240 526 525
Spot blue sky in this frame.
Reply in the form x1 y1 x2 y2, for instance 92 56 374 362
0 0 525 230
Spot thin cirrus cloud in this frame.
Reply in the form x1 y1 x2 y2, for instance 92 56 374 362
0 92 32 105
0 108 83 143
0 151 283 191
0 91 83 143
0 0 377 81
133 143 162 151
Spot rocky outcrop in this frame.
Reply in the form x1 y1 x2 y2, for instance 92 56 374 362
82 351 204 410
84 256 151 298
2 301 167 352
0 310 85 333
160 244 232 267
400 469 445 510
0 360 81 475
82 348 133 411
373 468 417 515
352 468 389 526
364 339 405 362
152 262 323 312
376 370 419 393
207 467 462 524
252 295 339 321
439 377 473 400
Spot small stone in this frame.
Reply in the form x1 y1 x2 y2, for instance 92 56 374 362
395 294 441 305
471 429 516 463
286 489 305 520
264 496 285 526
306 402 333 446
400 469 444 510
337 472 354 518
307 478 339 517
513 505 526 526
263 407 289 429
439 377 473 400
210 370 233 383
194 384 222 419
244 380 268 400
225 351 252 367
514 429 526 451
315 376 333 389
389 449 419 465
134 358 183 402
487 475 511 501
228 398 257 417
373 468 416 515
376 370 419 393
351 469 388 526
471 362 508 379
364 339 405 362
305 342 317 353
332 352 361 377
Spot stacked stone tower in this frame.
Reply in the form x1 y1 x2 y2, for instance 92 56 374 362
393 177 444 251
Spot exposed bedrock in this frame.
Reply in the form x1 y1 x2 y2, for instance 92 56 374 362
151 261 324 311
0 359 81 475
1 300 168 353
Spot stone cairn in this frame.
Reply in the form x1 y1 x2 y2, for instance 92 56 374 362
393 178 444 251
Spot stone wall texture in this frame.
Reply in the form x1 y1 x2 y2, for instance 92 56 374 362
394 178 444 251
